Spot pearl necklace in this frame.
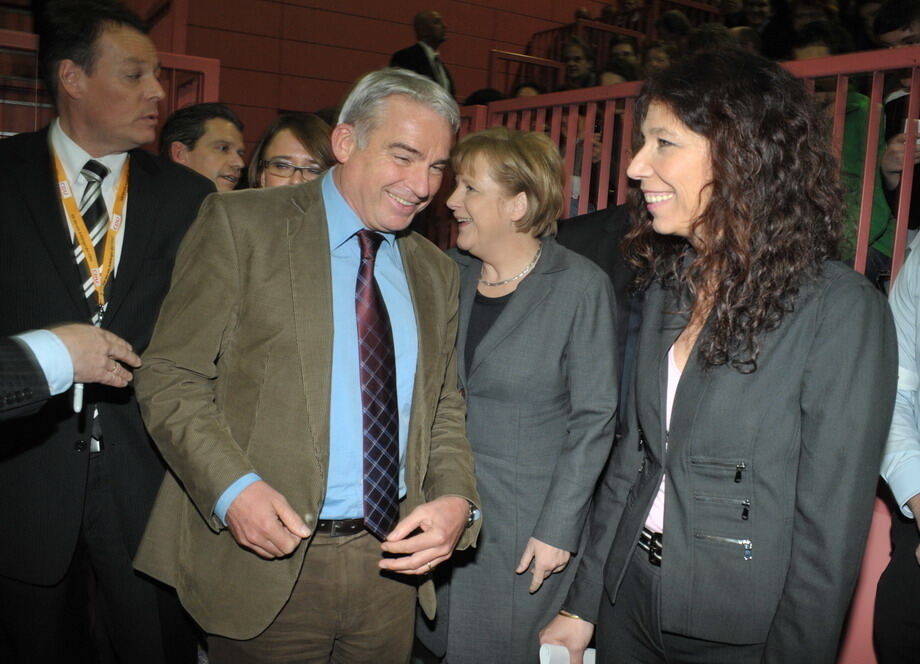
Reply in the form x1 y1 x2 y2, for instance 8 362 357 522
479 243 543 287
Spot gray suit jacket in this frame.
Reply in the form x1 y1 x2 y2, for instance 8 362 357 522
421 238 618 661
566 261 897 662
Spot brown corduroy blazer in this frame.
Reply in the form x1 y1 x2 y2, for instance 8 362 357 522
133 178 479 639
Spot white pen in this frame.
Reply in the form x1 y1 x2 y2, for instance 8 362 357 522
73 382 84 413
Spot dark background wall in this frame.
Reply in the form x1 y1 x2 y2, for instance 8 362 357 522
127 0 606 146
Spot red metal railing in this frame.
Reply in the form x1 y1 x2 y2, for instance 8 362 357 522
528 19 645 69
528 0 722 66
464 45 920 277
487 50 564 97
0 28 219 140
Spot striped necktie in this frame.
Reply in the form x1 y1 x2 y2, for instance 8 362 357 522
75 159 111 325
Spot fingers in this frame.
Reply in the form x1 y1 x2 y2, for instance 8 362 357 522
385 511 424 544
275 499 312 539
101 329 142 368
226 481 307 559
515 545 534 575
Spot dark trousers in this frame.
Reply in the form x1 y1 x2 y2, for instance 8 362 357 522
0 451 197 664
874 513 920 663
596 546 764 664
209 529 417 664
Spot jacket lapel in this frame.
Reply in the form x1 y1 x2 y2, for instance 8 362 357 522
453 250 478 389
287 183 334 461
465 238 563 380
103 149 157 325
13 129 90 318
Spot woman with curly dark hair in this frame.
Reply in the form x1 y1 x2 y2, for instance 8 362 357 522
540 48 898 664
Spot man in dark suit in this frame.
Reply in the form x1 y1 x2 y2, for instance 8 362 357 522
1 324 140 422
0 1 212 661
390 10 454 96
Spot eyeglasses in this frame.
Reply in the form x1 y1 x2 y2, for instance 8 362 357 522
261 159 324 179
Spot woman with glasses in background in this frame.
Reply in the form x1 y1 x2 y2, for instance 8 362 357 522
248 112 335 188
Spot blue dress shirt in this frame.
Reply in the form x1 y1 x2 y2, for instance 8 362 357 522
213 172 418 524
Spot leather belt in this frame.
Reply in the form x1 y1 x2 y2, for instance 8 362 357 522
638 527 662 566
315 518 364 537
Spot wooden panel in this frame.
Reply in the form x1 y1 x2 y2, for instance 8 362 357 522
186 25 280 72
188 0 281 38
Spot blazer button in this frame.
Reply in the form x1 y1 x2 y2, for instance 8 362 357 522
74 440 88 452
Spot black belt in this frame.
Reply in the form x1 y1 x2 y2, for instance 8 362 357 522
315 518 364 537
638 527 662 566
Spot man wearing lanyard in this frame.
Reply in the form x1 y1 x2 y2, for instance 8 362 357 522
391 10 454 96
0 1 212 662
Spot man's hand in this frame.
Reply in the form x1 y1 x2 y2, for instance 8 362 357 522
225 480 311 559
881 133 920 189
539 613 595 663
516 537 571 593
50 323 141 387
379 495 469 574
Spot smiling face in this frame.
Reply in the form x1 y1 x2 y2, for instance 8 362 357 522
260 128 323 188
332 95 453 233
447 154 526 258
174 118 245 191
59 24 164 156
627 101 712 241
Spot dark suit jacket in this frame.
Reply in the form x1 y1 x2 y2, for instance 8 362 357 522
565 261 897 662
390 43 455 96
0 337 50 422
0 128 213 585
557 204 639 407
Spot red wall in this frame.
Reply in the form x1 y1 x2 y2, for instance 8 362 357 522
139 0 607 147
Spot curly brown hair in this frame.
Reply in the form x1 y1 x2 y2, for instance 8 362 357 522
624 48 844 372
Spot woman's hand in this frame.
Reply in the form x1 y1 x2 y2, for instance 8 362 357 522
539 613 594 662
515 537 571 593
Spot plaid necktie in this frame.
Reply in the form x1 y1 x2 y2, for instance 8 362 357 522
355 229 400 541
75 159 111 325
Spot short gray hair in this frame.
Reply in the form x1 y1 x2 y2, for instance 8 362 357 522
337 68 459 147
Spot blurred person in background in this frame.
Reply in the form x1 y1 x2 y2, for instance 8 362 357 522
247 112 335 189
159 102 245 192
793 20 896 289
561 36 599 89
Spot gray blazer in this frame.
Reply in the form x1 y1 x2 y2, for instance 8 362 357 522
565 261 897 662
420 237 619 662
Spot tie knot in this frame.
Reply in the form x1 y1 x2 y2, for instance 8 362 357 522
81 160 109 183
357 229 384 262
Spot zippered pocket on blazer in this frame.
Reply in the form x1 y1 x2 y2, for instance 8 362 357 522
694 532 753 560
694 493 751 520
689 457 748 483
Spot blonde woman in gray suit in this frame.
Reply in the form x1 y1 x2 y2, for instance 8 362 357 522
416 127 619 662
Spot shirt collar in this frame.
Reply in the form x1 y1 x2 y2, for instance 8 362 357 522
321 168 396 252
418 41 440 59
50 118 129 186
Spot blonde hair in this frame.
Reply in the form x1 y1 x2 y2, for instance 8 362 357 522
451 127 564 237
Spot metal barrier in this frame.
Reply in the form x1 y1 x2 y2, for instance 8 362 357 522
463 45 920 276
0 28 219 140
527 1 722 67
487 50 564 97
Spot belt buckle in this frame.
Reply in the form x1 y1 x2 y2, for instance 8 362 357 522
89 436 104 453
648 531 662 566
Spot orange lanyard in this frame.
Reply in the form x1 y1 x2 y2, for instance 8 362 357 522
52 152 129 307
